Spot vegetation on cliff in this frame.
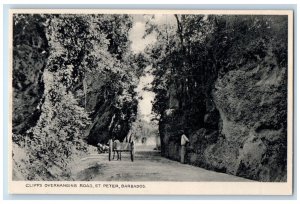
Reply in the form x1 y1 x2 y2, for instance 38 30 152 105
146 15 288 181
12 13 288 182
12 14 142 180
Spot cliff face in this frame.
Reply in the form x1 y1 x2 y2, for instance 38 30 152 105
12 14 139 180
83 71 137 145
12 15 49 136
160 51 287 182
12 14 138 148
156 15 288 182
212 60 287 181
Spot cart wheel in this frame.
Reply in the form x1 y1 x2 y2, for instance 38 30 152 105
131 150 134 162
108 139 113 161
130 141 135 162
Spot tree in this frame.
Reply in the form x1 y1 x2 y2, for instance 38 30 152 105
145 14 288 158
13 14 141 180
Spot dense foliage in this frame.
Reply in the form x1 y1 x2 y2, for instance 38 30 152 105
12 13 288 182
12 14 49 136
12 14 141 180
146 15 287 130
145 14 288 181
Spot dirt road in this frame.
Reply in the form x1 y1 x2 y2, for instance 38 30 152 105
73 145 251 182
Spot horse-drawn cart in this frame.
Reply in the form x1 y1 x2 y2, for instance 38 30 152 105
108 139 135 162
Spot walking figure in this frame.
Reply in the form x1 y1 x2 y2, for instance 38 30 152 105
180 130 190 164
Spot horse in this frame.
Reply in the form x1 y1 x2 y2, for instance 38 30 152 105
112 140 122 160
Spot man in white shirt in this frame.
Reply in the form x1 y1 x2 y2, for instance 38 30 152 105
180 131 190 164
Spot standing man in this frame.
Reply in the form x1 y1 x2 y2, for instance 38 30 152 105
180 130 190 164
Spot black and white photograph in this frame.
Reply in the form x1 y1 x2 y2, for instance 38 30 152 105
9 9 293 194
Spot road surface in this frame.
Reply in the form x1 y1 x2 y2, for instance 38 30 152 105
73 145 251 182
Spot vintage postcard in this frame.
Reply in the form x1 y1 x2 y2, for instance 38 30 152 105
8 9 293 195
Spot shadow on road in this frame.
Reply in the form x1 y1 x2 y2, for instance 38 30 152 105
74 146 253 182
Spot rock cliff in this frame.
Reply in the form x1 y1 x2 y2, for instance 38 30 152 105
154 15 288 181
12 15 49 137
